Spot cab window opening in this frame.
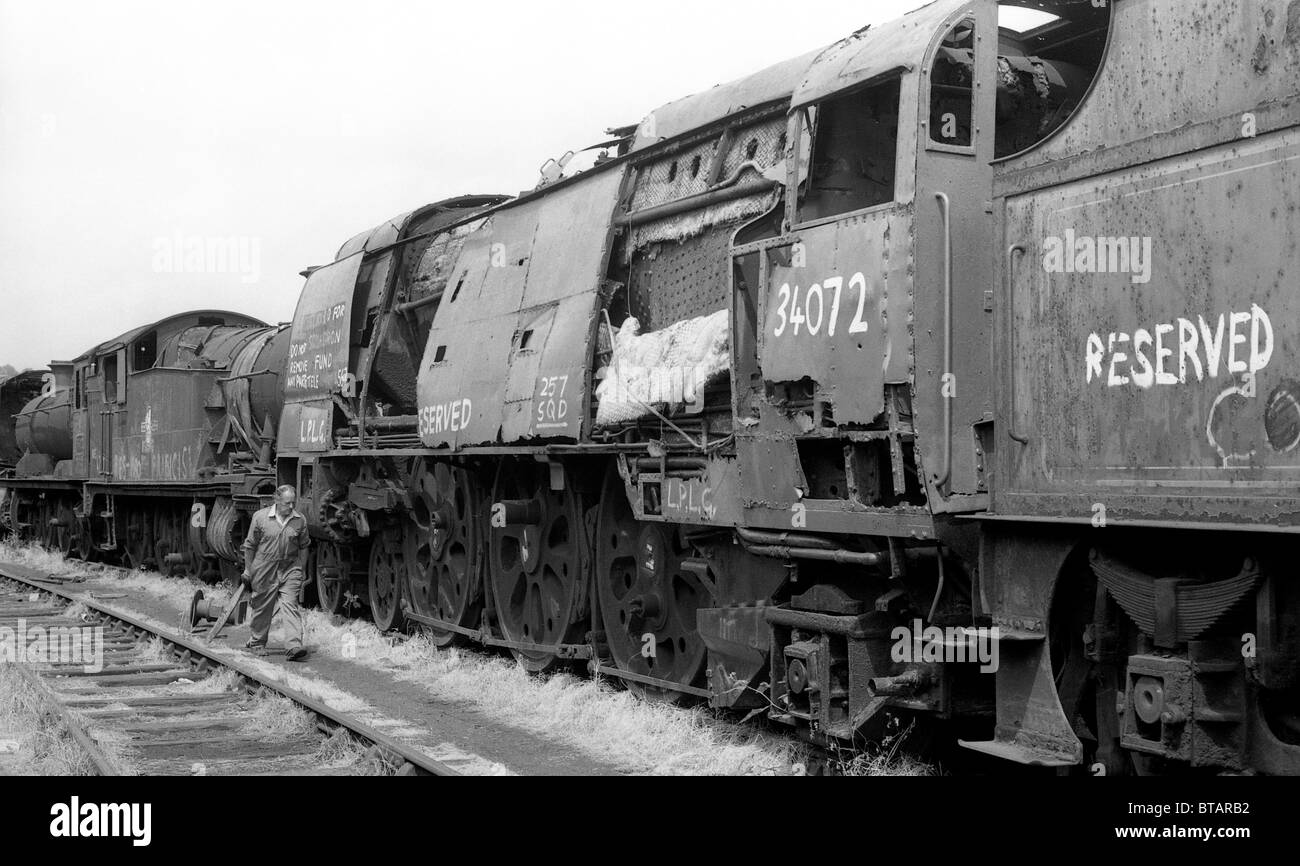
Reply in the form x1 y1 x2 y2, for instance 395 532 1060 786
102 354 123 405
797 76 900 224
929 19 976 148
995 1 1112 159
132 331 158 372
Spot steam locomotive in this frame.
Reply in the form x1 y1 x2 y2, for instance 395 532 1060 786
3 0 1298 775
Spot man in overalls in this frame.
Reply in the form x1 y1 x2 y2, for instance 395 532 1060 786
240 485 311 661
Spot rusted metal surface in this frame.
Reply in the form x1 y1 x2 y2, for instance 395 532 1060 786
759 210 915 424
279 253 364 455
617 453 743 527
995 0 1300 527
911 0 999 508
108 327 278 483
0 370 46 466
416 165 626 448
631 49 821 151
1002 0 1300 176
70 311 265 363
221 326 291 458
791 0 971 110
729 0 1001 533
965 524 1083 766
336 196 512 262
336 211 413 261
66 312 269 484
14 388 72 463
280 196 513 460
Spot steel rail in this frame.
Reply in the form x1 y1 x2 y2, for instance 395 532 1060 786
0 561 457 776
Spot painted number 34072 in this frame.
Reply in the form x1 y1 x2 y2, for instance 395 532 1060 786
773 273 872 339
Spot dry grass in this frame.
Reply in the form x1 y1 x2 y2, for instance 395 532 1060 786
238 691 317 739
134 636 172 665
173 666 240 695
830 722 939 777
0 663 96 775
60 601 91 622
0 539 82 576
109 568 234 611
309 626 811 776
834 750 937 777
314 728 385 774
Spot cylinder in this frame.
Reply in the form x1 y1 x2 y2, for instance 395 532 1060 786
15 389 73 461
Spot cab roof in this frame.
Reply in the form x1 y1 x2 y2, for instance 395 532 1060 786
631 0 971 147
75 310 268 361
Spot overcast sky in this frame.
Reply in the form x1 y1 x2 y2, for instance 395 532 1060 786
0 0 957 370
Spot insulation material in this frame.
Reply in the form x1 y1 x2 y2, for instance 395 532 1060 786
628 190 780 251
595 310 730 426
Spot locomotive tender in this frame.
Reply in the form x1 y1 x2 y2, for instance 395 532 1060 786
4 0 1299 774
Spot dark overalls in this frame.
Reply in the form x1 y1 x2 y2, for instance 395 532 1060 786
240 507 311 651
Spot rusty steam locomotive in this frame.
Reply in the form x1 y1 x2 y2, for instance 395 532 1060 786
3 0 1299 774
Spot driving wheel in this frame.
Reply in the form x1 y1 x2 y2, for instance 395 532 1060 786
487 458 587 672
406 458 486 647
595 466 712 701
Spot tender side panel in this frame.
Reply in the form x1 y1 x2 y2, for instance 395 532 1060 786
1001 127 1300 523
1004 0 1300 176
113 369 219 482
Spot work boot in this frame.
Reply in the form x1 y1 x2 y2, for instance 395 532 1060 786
286 647 308 662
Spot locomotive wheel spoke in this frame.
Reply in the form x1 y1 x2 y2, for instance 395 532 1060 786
38 500 54 549
406 459 484 647
2 492 20 538
55 503 76 556
122 510 152 570
487 458 586 672
368 530 406 633
595 467 711 701
314 541 351 616
74 513 93 561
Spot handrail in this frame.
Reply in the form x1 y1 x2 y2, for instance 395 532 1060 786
935 192 953 492
1006 244 1029 445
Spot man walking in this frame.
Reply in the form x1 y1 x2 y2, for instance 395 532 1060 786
240 485 312 661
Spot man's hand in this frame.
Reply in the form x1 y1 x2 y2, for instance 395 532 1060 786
241 571 252 590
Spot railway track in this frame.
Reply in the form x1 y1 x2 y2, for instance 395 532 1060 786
0 561 456 776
